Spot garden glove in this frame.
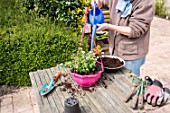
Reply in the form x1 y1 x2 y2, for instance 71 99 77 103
144 79 163 106
157 87 170 106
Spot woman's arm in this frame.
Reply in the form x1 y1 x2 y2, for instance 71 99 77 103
97 23 131 36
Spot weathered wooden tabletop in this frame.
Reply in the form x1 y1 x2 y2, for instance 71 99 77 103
29 66 144 113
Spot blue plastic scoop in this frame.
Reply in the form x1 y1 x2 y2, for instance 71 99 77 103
89 3 104 51
40 80 55 96
40 71 61 96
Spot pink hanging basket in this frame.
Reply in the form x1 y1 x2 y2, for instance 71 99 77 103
70 61 104 87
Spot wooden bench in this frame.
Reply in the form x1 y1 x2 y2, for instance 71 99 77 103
29 65 151 113
102 9 110 23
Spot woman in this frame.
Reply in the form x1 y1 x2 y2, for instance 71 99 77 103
91 0 155 76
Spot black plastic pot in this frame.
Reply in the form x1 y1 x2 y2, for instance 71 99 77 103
64 97 81 113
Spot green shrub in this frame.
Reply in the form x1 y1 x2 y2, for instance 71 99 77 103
23 0 90 29
0 0 89 86
155 0 167 18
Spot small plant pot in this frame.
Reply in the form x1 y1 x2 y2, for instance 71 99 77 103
64 97 81 113
70 61 104 87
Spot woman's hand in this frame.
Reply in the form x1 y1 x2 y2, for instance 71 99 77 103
97 23 131 36
96 23 110 31
91 0 103 8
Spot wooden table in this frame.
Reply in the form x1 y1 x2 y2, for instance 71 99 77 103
29 66 144 113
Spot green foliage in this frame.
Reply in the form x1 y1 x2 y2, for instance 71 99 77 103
155 0 167 18
64 49 97 75
0 0 89 86
23 0 90 29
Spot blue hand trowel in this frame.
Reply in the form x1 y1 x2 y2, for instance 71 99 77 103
40 71 61 96
89 3 104 51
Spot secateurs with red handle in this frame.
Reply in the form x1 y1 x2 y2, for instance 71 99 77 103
40 71 62 96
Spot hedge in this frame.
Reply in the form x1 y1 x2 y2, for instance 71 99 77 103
0 0 89 86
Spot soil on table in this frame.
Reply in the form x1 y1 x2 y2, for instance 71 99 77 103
101 57 124 68
57 74 96 96
58 70 112 96
57 63 102 96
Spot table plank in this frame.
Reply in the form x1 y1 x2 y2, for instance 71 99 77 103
32 71 53 113
97 77 129 113
48 67 66 105
45 68 64 113
37 70 61 113
29 72 44 113
101 72 133 113
49 67 74 112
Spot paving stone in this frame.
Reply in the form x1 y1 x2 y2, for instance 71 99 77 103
1 97 12 106
13 90 32 113
30 88 34 95
17 109 34 113
0 94 13 99
13 102 32 113
1 104 13 113
13 89 30 102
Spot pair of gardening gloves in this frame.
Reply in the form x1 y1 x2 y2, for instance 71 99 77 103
144 79 170 106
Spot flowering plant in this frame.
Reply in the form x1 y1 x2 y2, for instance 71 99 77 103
64 49 97 75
